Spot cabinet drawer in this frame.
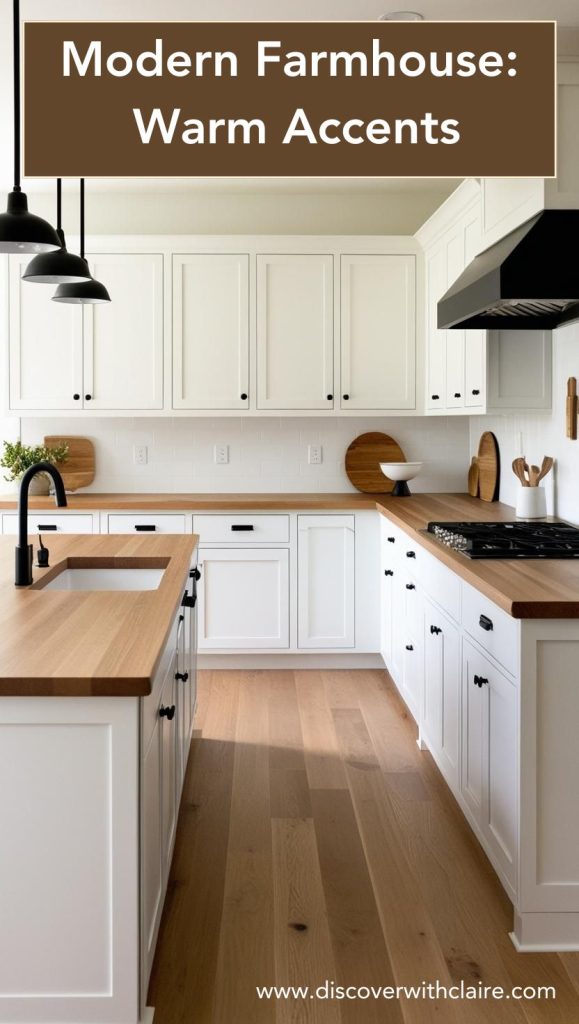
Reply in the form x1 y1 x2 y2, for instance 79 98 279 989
106 514 187 534
193 514 289 543
419 547 461 623
461 583 519 677
2 512 94 534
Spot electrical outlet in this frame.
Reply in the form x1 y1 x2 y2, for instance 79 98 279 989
214 444 229 465
308 444 323 465
133 445 148 466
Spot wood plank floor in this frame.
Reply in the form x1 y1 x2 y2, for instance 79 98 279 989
148 670 579 1023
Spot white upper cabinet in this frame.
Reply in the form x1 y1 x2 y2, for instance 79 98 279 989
256 254 334 410
340 254 415 410
172 254 249 410
9 255 83 410
84 253 164 410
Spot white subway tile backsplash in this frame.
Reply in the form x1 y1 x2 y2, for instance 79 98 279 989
1 414 470 495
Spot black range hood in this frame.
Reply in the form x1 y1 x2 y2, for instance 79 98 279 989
438 210 579 330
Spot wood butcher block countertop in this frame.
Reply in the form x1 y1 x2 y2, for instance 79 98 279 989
0 533 197 697
376 493 579 619
0 492 386 511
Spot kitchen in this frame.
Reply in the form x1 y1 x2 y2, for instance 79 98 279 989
2 3 579 1024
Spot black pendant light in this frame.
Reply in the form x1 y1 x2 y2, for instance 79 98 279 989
53 180 111 304
0 0 60 254
23 180 93 284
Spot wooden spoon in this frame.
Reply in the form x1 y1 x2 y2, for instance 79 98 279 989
512 458 529 486
529 465 541 487
537 456 554 484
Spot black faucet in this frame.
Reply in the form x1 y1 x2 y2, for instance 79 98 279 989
15 461 67 586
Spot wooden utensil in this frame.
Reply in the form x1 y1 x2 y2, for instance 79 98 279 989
512 458 528 486
477 431 500 502
567 377 577 440
537 456 554 484
529 464 541 487
44 436 95 492
467 457 479 497
345 433 405 494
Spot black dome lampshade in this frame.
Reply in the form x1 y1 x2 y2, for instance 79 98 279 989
0 0 60 254
52 180 111 305
23 180 92 284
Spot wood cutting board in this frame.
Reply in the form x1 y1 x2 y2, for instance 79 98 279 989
477 431 500 502
345 432 405 494
44 436 95 492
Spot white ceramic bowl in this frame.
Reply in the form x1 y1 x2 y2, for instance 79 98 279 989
379 461 423 482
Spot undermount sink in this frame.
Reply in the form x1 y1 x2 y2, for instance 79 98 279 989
42 567 165 592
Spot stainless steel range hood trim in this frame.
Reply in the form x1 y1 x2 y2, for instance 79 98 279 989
437 210 579 331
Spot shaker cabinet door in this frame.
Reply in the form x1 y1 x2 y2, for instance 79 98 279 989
197 548 290 649
297 515 355 649
340 254 415 410
172 253 249 410
9 255 82 410
83 253 164 410
257 254 334 410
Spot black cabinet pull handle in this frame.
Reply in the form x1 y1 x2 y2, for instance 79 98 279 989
472 389 480 396
454 392 461 398
159 704 176 720
190 567 201 580
182 592 196 608
85 394 92 401
37 524 58 531
405 644 414 652
384 569 394 576
343 394 350 401
231 524 254 531
430 625 442 635
406 551 416 558
73 393 80 400
431 394 440 400
387 537 395 543
178 613 185 623
474 674 489 688
175 671 189 682
405 583 415 590
240 393 248 400
134 524 156 532
479 614 493 632
326 394 333 401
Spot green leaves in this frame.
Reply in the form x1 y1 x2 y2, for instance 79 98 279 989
0 440 69 482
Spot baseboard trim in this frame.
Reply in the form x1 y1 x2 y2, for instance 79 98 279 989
197 653 384 670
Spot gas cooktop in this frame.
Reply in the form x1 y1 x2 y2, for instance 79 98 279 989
426 521 579 559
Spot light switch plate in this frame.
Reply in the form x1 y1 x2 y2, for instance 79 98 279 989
214 444 229 465
133 445 148 465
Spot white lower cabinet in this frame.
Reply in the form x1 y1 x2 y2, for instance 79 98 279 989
197 547 290 649
2 512 96 534
297 515 355 648
423 598 461 792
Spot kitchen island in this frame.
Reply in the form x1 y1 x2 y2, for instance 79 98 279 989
0 533 198 1024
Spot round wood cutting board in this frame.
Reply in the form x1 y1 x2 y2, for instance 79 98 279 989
345 433 406 494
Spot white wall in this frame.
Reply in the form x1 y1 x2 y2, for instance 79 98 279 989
4 415 469 495
470 321 579 523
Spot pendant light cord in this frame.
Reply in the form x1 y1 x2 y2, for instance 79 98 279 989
80 178 85 259
56 179 62 230
13 0 21 191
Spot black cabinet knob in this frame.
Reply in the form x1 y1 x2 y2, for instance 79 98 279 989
384 569 394 576
175 671 189 682
73 393 80 400
405 644 414 652
472 389 480 396
85 394 92 401
479 614 493 632
454 392 461 398
326 394 333 401
405 583 415 590
190 567 201 581
430 625 442 635
406 551 416 559
240 393 248 400
159 704 176 720
343 394 350 401
431 394 440 400
387 537 395 543
474 674 489 688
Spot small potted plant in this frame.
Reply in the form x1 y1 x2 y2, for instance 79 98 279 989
1 440 69 495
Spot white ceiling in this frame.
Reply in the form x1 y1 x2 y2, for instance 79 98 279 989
1 0 576 194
